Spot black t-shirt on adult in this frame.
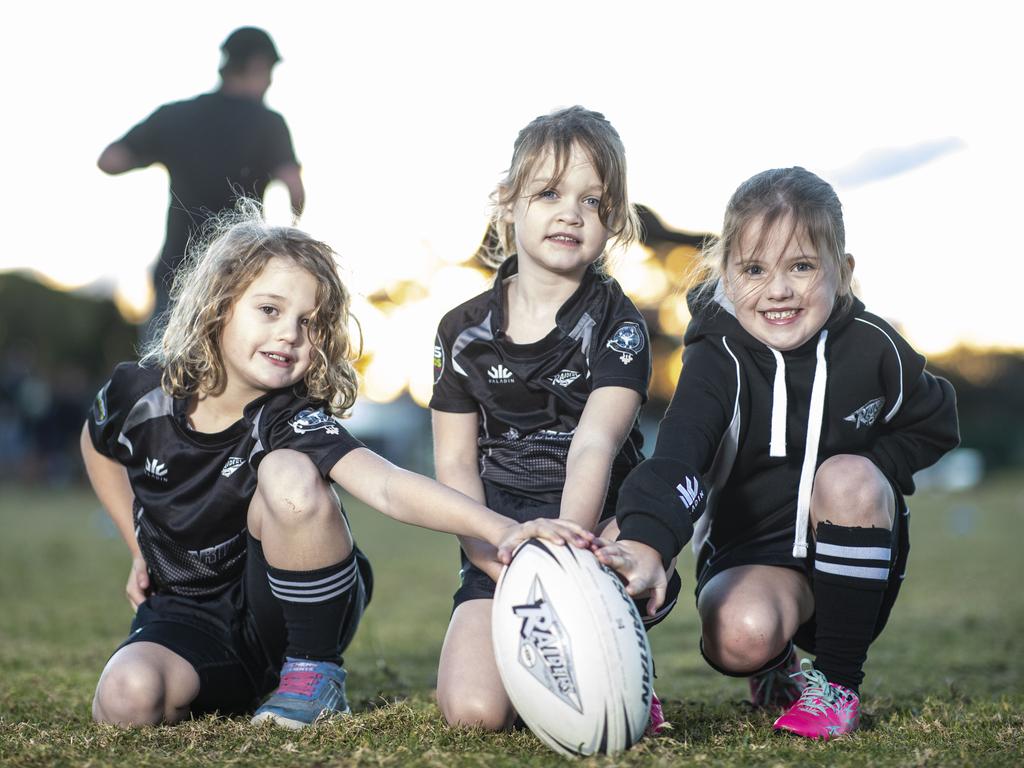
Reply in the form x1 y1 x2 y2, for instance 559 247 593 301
117 91 298 283
430 257 651 502
88 362 361 599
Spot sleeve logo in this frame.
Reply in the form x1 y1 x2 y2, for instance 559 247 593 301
92 382 110 424
433 335 446 384
676 476 704 513
606 321 645 365
288 408 340 435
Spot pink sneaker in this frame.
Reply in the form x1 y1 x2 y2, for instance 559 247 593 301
749 647 805 709
772 659 860 740
646 691 672 735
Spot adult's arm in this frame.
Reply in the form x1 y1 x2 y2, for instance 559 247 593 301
273 162 305 220
97 142 147 175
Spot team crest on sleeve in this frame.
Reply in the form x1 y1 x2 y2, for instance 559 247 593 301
844 397 885 429
433 335 445 384
289 408 341 435
605 322 646 364
93 382 110 424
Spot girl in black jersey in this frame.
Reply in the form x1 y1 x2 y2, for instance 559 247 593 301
430 106 676 732
595 167 959 740
82 205 590 729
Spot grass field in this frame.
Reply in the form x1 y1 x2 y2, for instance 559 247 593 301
1 474 1022 766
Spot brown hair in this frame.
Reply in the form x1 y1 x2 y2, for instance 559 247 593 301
692 167 854 312
479 105 640 269
141 202 360 415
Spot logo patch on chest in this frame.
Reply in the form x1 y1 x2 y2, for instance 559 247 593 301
488 364 515 384
550 369 581 388
221 457 246 478
145 457 168 481
844 397 885 429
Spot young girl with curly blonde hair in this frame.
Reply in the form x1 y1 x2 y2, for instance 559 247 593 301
82 205 589 730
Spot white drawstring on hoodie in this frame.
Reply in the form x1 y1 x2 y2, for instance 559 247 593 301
767 330 829 558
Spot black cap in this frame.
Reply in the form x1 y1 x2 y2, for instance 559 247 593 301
220 27 281 66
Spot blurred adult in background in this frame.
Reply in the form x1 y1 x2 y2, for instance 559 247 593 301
98 27 305 341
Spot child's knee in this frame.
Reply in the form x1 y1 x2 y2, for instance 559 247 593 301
93 660 167 726
701 601 789 674
812 454 893 527
439 690 514 732
255 449 333 525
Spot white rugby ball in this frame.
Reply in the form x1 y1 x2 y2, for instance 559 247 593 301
492 539 653 757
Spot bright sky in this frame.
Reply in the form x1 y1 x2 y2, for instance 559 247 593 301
5 1 1022 364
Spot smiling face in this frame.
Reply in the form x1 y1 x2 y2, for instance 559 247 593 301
219 256 318 404
724 214 845 351
504 143 611 280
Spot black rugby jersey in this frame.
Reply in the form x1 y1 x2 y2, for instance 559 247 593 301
430 257 651 501
88 362 363 598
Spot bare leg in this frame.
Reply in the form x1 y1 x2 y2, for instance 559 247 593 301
806 454 896 693
698 564 812 674
810 454 895 530
92 642 200 726
436 600 515 731
248 449 354 570
247 449 363 727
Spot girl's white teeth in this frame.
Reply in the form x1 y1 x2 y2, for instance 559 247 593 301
764 310 797 320
549 235 578 243
267 353 288 362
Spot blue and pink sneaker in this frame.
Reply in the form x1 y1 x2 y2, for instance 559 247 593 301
772 659 860 740
749 647 805 709
251 657 351 729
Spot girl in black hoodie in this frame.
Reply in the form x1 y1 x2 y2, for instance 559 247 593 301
595 167 959 740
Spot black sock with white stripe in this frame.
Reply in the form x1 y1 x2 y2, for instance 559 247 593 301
812 522 893 693
266 549 361 663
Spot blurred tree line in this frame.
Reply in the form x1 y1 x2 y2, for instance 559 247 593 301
0 272 137 484
2 267 1021 486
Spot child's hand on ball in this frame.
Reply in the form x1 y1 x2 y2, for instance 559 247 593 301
593 539 668 616
496 519 594 563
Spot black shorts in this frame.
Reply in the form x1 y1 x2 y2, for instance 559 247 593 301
454 481 680 630
117 535 372 716
695 495 910 654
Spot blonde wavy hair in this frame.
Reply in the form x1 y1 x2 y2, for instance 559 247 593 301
141 202 361 415
690 167 854 314
478 105 640 270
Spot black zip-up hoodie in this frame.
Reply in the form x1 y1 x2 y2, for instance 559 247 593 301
616 284 960 567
